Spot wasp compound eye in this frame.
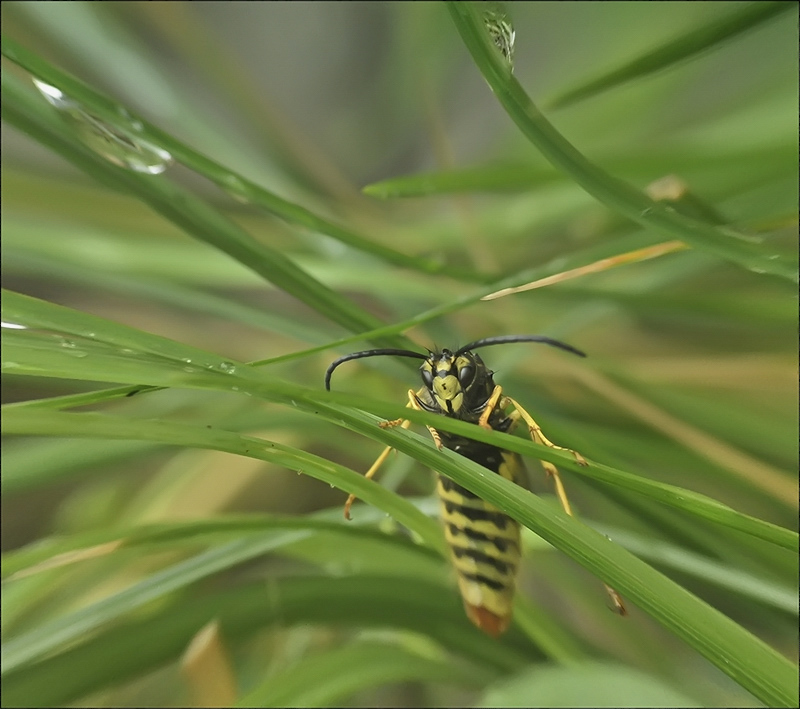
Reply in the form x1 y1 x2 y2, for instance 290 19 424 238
458 364 475 386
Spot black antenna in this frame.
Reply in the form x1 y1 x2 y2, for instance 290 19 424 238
325 336 585 390
455 335 586 358
325 348 427 390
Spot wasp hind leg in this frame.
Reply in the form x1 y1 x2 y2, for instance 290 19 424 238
343 389 421 520
503 392 627 615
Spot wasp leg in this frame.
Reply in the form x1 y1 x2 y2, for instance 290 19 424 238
344 389 418 520
343 433 408 519
425 424 444 450
477 384 505 431
396 388 443 449
503 393 627 615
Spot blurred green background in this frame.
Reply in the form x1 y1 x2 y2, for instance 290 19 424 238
1 2 797 707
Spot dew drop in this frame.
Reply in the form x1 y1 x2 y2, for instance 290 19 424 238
221 174 250 204
218 361 236 374
33 79 173 175
1 322 27 330
482 2 516 70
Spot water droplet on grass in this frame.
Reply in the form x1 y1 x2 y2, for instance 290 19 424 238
33 79 173 175
482 2 516 70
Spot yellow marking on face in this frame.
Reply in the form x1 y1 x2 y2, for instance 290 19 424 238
432 374 463 412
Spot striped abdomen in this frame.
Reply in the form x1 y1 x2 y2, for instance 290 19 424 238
436 440 524 636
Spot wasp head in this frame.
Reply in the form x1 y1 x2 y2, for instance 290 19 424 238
420 349 491 417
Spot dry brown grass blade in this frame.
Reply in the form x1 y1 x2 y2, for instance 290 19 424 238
181 620 238 708
481 240 688 301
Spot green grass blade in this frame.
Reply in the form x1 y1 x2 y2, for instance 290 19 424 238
446 2 798 283
480 661 703 708
363 163 560 198
0 74 409 347
238 640 486 707
601 526 798 615
3 288 795 553
0 514 434 580
1 533 308 674
547 2 793 109
3 408 797 705
0 576 533 707
1 35 487 283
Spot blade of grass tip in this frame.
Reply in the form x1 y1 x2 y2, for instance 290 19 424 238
253 233 692 371
482 241 688 300
483 174 718 299
0 73 406 351
446 3 798 283
180 621 237 708
0 36 489 284
546 1 794 109
249 235 673 370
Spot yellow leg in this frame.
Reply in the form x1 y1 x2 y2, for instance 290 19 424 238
344 389 418 520
477 384 504 430
396 389 443 449
503 393 626 615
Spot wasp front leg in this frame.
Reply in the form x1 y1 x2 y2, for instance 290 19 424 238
399 387 443 449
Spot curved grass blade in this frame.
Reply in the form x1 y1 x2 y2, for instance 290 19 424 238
446 2 798 283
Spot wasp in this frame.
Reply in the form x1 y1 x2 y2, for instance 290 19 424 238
325 335 624 636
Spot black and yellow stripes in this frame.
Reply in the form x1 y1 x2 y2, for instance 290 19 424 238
436 449 524 635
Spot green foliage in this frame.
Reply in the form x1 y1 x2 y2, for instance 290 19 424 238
2 2 797 707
